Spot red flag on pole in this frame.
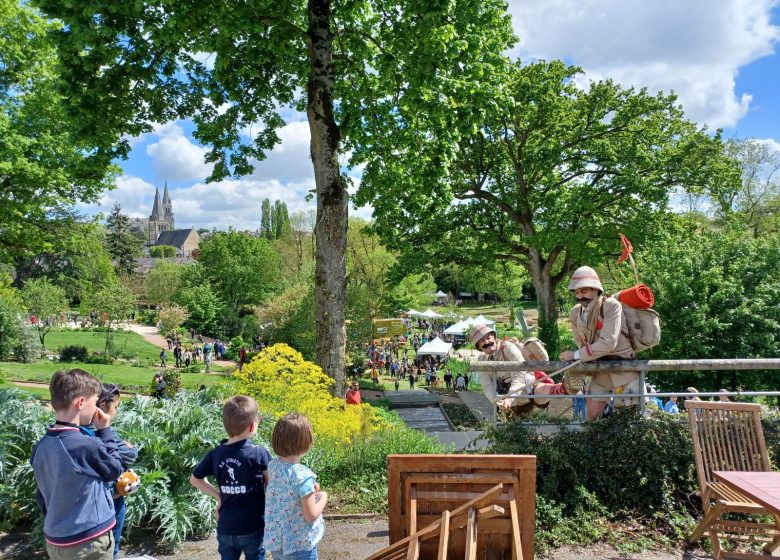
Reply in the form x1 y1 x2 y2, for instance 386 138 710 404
618 233 633 264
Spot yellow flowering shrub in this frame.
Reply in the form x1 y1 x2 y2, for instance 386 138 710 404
233 343 389 443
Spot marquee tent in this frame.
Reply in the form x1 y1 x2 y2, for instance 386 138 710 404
419 308 444 319
443 319 471 335
416 336 453 356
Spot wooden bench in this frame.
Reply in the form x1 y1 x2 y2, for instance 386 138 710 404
387 454 536 560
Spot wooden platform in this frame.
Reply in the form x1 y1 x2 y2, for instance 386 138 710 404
387 454 536 560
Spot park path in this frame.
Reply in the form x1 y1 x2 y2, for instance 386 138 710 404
122 323 237 369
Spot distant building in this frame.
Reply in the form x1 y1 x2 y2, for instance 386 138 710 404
154 228 201 257
134 256 195 275
147 183 175 245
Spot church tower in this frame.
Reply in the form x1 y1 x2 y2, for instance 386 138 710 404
147 183 175 245
162 182 175 229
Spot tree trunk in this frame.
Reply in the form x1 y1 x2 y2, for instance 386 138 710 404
307 0 347 396
527 251 561 358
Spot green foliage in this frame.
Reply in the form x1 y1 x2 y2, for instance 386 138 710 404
58 344 88 362
13 326 41 363
484 409 698 544
20 277 68 348
197 230 282 309
176 282 222 336
256 283 316 359
639 217 780 392
106 203 143 275
0 296 22 360
0 0 116 260
387 273 437 313
357 60 740 351
158 304 190 335
146 261 186 306
81 282 137 357
0 389 53 530
149 245 178 258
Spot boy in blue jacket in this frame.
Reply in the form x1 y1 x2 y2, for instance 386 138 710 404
31 368 123 559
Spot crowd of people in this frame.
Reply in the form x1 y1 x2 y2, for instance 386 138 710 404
32 368 326 560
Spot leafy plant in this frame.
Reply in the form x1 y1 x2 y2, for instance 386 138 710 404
59 345 89 362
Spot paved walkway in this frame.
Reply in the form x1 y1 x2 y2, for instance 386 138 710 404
122 323 237 369
458 389 496 423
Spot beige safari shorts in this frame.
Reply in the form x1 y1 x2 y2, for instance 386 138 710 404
588 375 641 406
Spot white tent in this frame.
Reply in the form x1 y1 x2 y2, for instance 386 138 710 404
406 309 421 316
419 308 444 319
472 314 496 327
416 336 453 356
443 320 469 335
435 290 447 297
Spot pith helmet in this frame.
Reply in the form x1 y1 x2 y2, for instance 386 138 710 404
568 266 603 293
469 324 496 346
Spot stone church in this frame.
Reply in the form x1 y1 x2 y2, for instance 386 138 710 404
147 183 175 245
141 183 200 257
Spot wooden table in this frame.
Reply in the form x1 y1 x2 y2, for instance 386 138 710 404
714 471 780 515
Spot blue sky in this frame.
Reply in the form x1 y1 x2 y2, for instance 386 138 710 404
82 0 780 231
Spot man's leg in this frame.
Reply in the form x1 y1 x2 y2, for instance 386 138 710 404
586 398 607 420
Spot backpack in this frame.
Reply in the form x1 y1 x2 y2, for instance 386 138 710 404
501 337 549 362
612 293 661 353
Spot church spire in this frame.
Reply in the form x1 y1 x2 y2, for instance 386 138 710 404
162 180 170 203
150 187 163 220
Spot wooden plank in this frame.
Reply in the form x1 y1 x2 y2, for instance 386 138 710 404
407 473 518 485
409 486 418 535
365 485 505 560
405 536 419 560
388 454 402 543
415 490 512 502
465 507 478 560
437 510 450 560
477 504 505 519
508 487 524 560
415 516 513 533
519 464 536 560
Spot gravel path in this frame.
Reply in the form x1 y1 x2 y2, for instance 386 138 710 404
0 518 727 560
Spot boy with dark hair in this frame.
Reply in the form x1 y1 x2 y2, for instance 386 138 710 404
31 369 124 559
190 396 272 560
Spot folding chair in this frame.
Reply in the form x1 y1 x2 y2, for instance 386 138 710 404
687 401 780 559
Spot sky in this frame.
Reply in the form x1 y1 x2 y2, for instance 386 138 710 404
78 0 780 231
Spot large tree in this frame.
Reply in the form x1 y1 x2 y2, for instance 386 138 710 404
0 0 115 261
356 60 740 355
106 203 143 275
34 0 515 394
20 277 68 348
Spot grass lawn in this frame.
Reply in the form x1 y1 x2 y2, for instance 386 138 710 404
1 380 51 400
0 360 230 392
43 329 162 360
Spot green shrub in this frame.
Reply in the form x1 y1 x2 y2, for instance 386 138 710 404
58 345 89 362
83 353 114 365
148 370 182 398
13 327 41 363
484 408 698 545
0 297 21 360
179 364 201 374
0 389 53 530
225 335 244 360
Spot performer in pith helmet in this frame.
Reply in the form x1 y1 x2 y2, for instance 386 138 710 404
560 266 637 420
470 324 583 418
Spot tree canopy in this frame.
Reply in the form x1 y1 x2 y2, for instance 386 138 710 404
356 60 740 355
33 0 516 393
0 0 115 261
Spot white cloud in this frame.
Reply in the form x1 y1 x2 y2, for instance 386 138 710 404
507 0 780 128
146 124 214 181
86 177 316 231
247 120 314 183
78 175 157 218
755 137 780 153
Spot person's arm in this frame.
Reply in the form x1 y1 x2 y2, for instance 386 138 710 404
301 490 328 522
189 474 221 501
479 372 497 401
